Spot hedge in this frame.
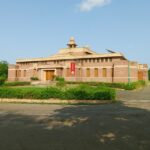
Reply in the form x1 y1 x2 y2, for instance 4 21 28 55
0 85 116 100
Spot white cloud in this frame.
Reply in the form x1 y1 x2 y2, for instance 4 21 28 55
79 0 111 12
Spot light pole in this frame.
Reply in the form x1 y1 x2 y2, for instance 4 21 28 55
128 60 131 85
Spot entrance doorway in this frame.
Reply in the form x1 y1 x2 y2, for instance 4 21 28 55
45 70 55 81
138 71 143 80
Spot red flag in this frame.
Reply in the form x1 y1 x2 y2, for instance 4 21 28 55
70 62 76 75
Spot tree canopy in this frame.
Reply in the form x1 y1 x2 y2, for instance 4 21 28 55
0 61 8 79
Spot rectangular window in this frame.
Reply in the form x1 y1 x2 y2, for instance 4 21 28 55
102 68 107 77
105 58 108 62
16 70 21 77
78 68 82 77
94 68 98 77
86 68 90 77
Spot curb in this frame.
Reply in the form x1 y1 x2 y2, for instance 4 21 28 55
0 98 114 105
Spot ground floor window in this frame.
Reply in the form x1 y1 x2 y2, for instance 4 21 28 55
102 68 107 77
16 70 21 77
94 68 98 77
77 68 82 77
86 68 90 77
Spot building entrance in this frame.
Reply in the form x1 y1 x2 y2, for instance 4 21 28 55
45 70 55 81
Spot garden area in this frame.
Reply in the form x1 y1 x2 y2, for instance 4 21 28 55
0 78 148 101
0 61 149 101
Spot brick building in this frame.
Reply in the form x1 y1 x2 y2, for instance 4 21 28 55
8 37 148 83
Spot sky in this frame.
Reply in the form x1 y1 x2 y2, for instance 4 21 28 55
0 0 150 67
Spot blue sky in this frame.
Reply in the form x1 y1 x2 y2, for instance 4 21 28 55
0 0 150 67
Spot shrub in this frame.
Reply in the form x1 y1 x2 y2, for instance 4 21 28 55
64 84 116 100
0 87 62 99
0 61 8 79
0 76 6 85
55 77 66 87
30 77 39 81
4 81 31 86
0 85 116 100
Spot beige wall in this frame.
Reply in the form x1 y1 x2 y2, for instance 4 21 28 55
8 58 148 83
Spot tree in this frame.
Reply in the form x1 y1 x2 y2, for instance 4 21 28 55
148 69 150 81
0 61 8 85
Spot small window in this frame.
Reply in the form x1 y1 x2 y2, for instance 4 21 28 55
86 68 90 77
94 68 98 77
97 59 99 62
16 70 21 77
78 68 82 77
105 58 108 62
102 68 107 77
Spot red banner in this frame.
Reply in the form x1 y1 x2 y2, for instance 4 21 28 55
70 62 76 75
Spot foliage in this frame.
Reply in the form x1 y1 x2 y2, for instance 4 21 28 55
66 81 147 90
30 77 39 81
4 81 31 86
64 84 116 100
0 85 116 100
0 61 8 85
55 76 66 87
0 76 6 85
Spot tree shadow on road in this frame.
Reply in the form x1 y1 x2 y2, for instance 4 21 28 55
0 102 150 150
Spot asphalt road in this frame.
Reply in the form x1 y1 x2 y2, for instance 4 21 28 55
0 86 150 150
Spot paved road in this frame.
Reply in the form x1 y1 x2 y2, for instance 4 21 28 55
117 84 150 101
0 85 150 150
0 101 150 150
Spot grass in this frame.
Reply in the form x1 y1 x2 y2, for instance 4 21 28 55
3 81 31 86
66 80 147 90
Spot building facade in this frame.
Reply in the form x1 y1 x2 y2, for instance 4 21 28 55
8 37 148 83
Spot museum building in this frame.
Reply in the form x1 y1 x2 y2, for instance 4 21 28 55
8 37 148 83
